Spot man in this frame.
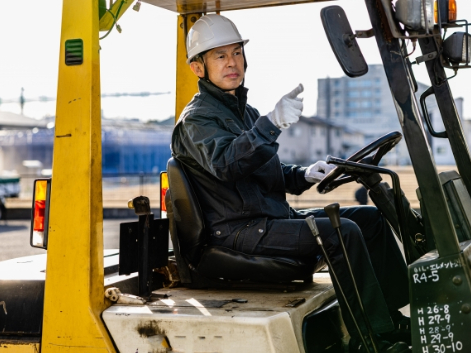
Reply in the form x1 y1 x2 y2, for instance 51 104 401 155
171 14 411 353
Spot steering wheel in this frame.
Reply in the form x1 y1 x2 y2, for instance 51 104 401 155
317 131 403 194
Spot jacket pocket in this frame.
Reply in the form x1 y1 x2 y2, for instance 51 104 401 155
233 219 256 250
234 218 269 254
225 119 244 135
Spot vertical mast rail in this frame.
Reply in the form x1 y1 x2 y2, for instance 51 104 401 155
41 0 116 351
418 34 471 196
364 0 460 257
175 13 202 122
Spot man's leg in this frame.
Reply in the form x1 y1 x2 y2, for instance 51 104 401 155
295 206 410 346
310 206 410 313
0 198 6 221
300 215 395 338
236 213 396 338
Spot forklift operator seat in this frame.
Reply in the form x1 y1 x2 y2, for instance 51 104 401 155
165 157 323 287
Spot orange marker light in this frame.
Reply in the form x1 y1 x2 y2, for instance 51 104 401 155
448 0 457 21
434 1 439 23
160 172 169 218
435 0 458 24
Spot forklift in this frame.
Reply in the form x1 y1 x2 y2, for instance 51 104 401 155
1 0 471 352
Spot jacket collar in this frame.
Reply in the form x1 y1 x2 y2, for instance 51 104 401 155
198 79 248 118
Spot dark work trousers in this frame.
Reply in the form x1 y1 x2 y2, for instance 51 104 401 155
234 205 410 338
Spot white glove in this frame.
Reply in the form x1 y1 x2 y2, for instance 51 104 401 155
267 84 304 129
305 161 336 183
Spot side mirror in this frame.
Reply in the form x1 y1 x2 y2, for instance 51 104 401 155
321 6 368 78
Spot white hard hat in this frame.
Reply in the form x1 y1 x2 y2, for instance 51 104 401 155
186 14 249 64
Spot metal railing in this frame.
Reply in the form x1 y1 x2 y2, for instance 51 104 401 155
10 173 162 208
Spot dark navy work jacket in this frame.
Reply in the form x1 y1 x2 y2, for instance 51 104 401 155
171 80 314 249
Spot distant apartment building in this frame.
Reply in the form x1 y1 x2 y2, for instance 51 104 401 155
0 118 173 175
316 64 465 165
277 116 365 165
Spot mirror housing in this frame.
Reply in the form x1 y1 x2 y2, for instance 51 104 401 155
395 0 434 32
321 6 368 78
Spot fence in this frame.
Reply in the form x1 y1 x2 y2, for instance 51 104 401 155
7 173 162 210
5 165 457 212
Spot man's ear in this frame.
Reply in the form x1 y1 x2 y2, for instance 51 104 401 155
190 61 204 78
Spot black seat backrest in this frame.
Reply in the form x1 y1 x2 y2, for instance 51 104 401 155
166 158 205 264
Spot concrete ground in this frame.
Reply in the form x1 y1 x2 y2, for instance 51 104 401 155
0 218 133 262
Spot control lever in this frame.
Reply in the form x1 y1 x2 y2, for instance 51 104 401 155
305 216 374 353
324 203 379 353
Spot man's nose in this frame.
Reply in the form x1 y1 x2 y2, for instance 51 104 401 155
227 55 236 67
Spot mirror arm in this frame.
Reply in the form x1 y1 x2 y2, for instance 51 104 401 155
344 29 375 47
355 28 375 38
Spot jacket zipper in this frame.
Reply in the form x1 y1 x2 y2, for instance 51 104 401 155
233 220 254 250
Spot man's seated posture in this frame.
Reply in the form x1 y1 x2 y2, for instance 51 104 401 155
171 14 411 353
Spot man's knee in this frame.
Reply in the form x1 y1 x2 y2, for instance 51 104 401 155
340 218 363 239
321 218 363 250
353 205 381 220
342 206 386 237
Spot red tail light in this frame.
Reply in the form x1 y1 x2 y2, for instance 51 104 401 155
30 179 51 249
160 172 169 218
33 199 46 232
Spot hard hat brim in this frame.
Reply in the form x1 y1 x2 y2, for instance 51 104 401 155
186 39 249 65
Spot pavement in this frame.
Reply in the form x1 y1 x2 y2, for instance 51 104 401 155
0 218 134 262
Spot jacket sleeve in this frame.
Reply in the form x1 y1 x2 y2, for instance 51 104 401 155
281 163 314 195
176 113 282 182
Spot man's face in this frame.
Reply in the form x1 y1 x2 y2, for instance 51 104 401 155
190 43 245 94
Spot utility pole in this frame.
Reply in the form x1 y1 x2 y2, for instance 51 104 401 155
20 88 25 115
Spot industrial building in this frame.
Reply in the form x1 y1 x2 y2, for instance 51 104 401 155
0 118 172 175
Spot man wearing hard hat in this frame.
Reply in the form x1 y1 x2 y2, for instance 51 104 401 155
171 14 410 353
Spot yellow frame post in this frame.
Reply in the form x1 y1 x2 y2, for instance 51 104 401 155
175 13 202 121
41 0 115 351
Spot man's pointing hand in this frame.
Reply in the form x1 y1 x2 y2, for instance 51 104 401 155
267 83 304 129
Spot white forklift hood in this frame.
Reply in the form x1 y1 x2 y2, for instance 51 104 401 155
102 272 335 353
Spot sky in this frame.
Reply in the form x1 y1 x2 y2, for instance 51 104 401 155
0 0 471 121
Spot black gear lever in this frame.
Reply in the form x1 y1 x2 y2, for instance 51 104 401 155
305 215 373 353
324 203 379 353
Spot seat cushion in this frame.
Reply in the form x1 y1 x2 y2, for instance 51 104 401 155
196 246 323 282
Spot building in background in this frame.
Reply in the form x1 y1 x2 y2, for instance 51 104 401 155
0 65 468 175
0 118 173 175
0 111 47 130
316 64 465 165
100 119 172 174
277 116 365 165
